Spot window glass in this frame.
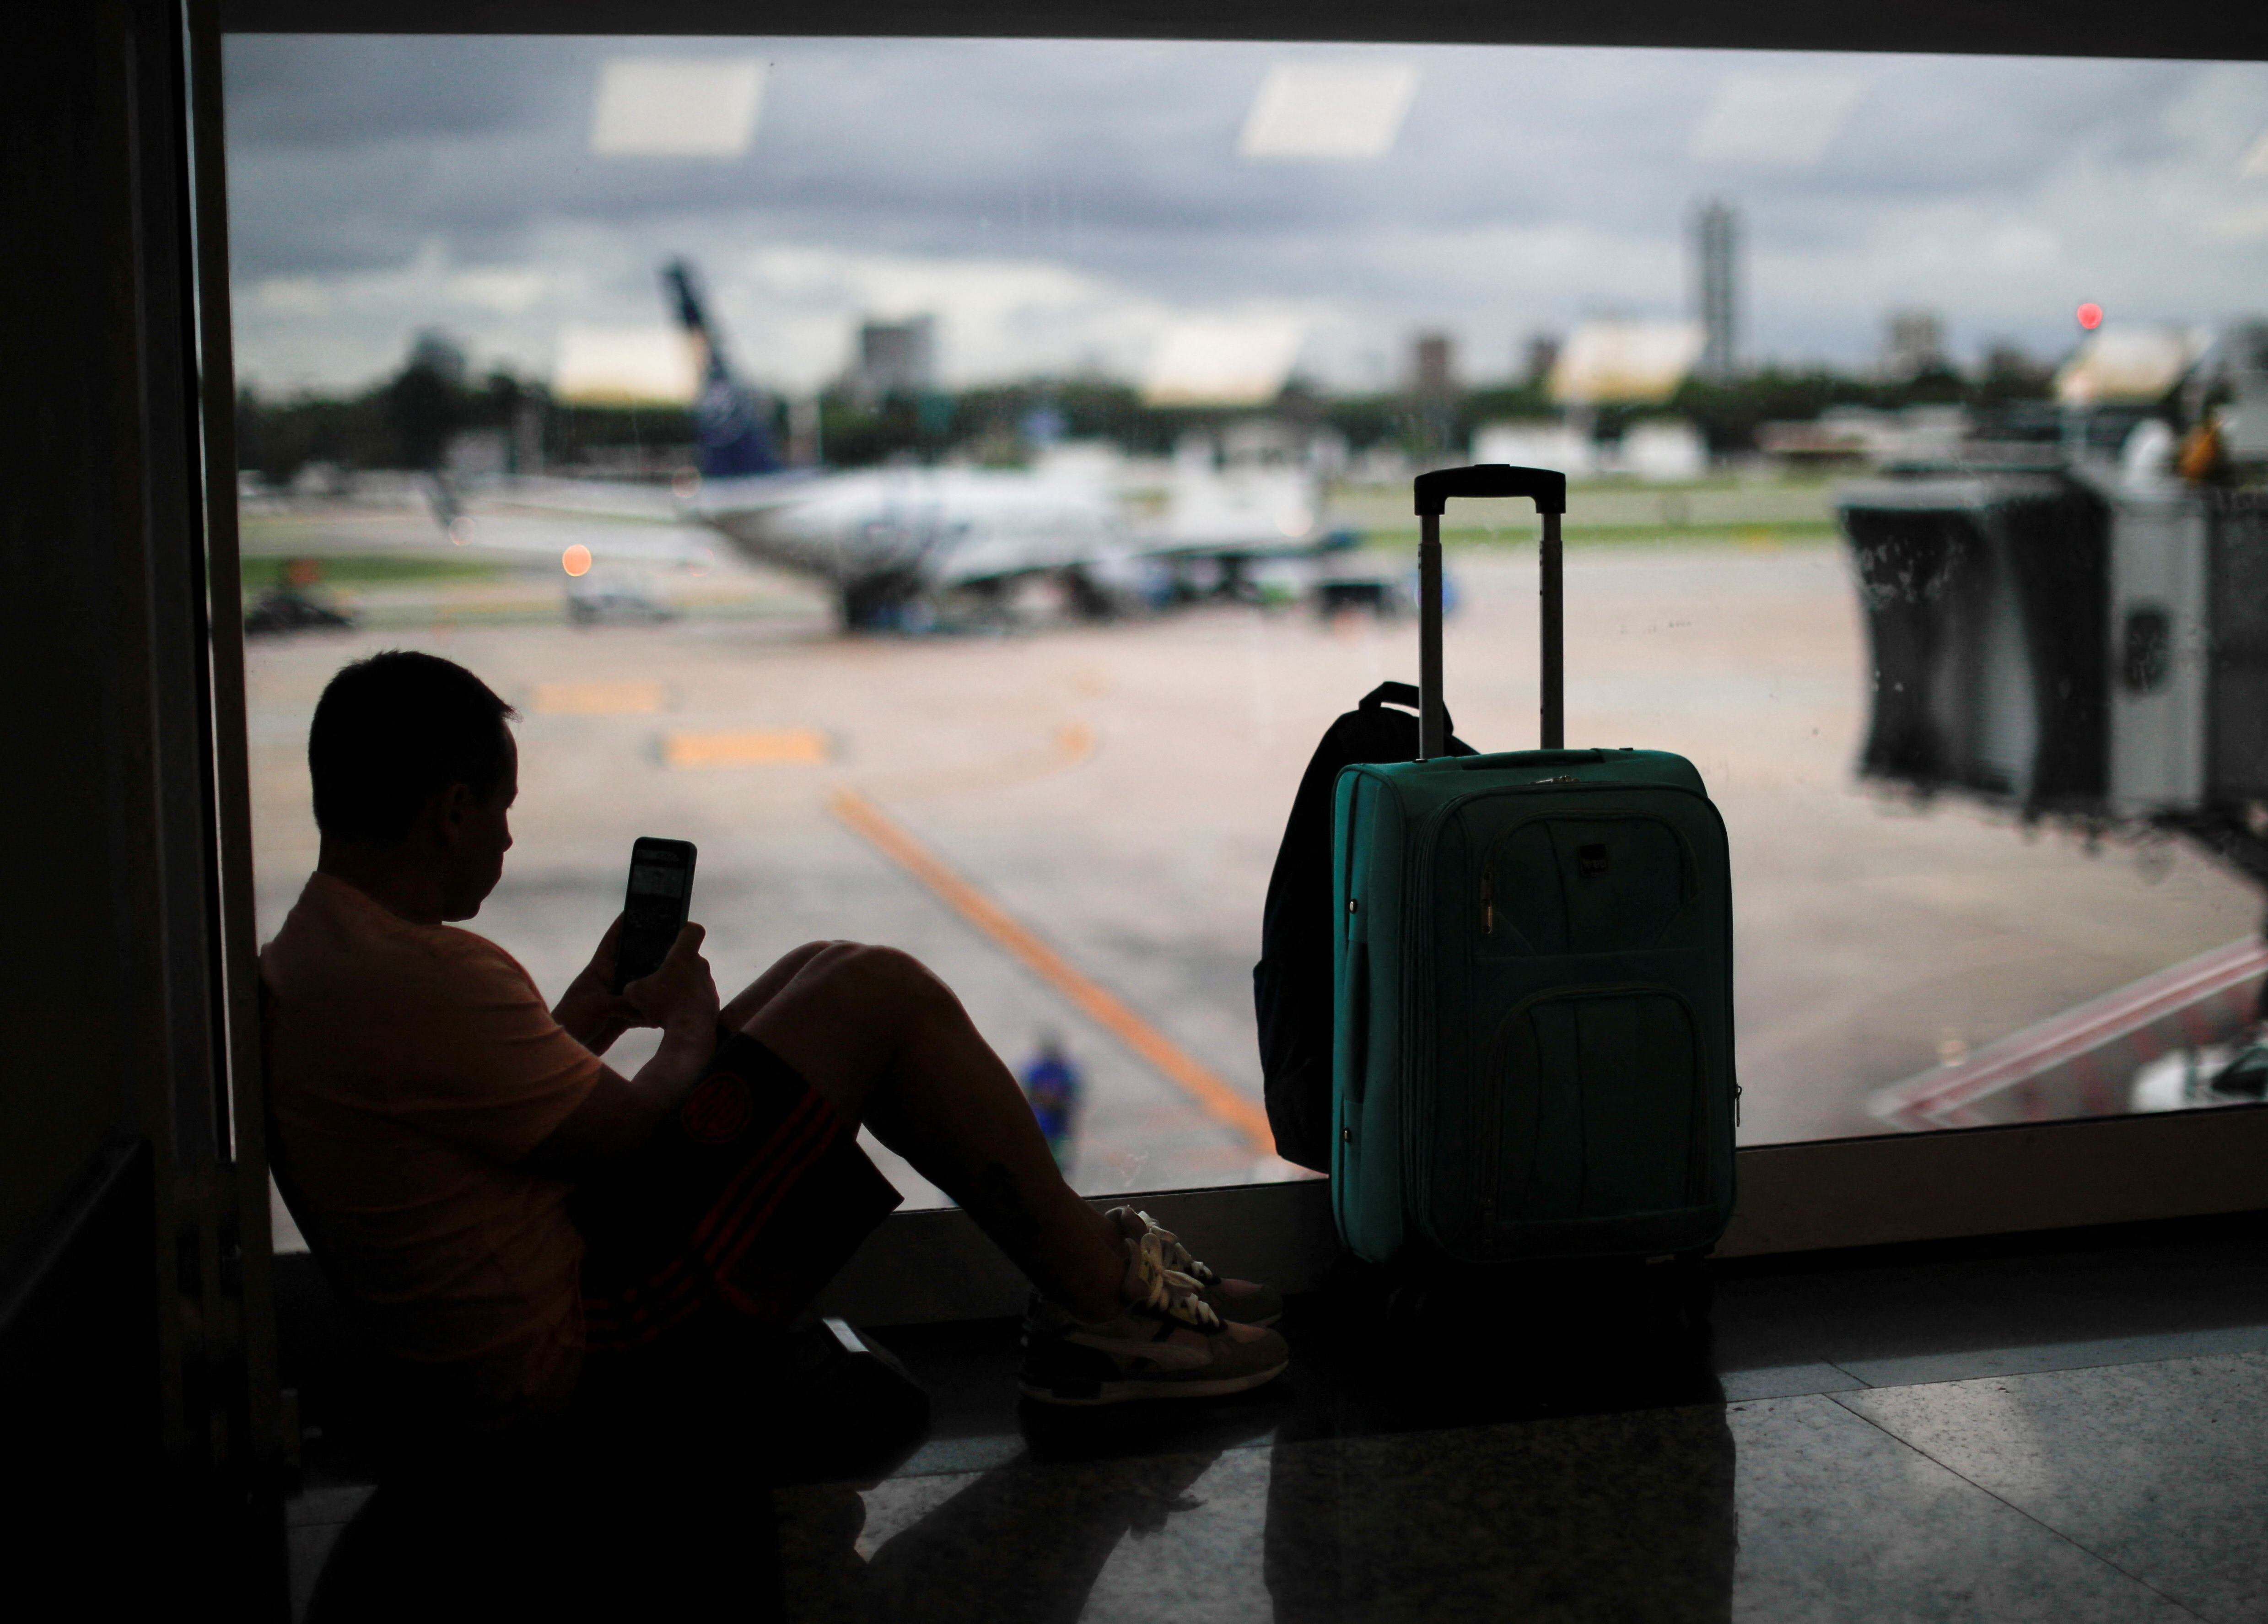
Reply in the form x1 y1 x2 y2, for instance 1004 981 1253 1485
231 38 2268 1208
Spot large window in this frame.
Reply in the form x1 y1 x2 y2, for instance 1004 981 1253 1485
231 38 2268 1213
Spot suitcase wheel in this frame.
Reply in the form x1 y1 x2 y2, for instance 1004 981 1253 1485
1645 1253 1715 1342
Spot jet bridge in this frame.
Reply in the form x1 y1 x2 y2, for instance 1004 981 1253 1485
1839 468 2268 842
1840 457 2268 1127
1838 464 2112 813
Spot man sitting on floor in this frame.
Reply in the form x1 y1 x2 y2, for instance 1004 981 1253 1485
261 650 1285 1434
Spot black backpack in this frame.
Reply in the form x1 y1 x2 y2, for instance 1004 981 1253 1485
1253 682 1475 1171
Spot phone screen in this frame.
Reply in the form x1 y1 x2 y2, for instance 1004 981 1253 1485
613 836 697 993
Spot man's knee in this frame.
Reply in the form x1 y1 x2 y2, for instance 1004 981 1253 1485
744 941 949 1058
778 939 851 974
813 943 949 1016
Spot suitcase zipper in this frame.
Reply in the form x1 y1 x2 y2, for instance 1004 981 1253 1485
1479 808 1702 942
1472 981 1710 1249
1402 792 1449 1216
1401 784 1577 1212
1398 779 1711 1227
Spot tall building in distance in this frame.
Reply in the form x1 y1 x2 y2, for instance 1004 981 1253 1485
1883 309 1949 380
1409 330 1459 456
1410 331 1457 398
851 314 937 401
1691 198 1740 383
1520 332 1561 391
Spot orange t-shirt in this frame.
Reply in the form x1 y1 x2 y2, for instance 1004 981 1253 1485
260 874 603 1423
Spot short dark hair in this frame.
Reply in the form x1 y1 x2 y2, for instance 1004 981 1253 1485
308 652 519 845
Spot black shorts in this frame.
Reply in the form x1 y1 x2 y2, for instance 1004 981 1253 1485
570 1032 901 1360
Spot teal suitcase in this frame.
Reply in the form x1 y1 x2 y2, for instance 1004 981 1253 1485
1331 466 1738 1272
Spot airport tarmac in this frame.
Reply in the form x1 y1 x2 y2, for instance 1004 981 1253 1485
242 517 2259 1209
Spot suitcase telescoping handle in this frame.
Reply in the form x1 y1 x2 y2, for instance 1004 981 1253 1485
1411 464 1569 760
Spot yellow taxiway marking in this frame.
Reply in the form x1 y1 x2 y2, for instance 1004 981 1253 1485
531 680 668 715
830 786 1276 1157
666 728 831 768
860 718 1095 801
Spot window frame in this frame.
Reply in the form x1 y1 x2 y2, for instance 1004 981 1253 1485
202 2 2268 1320
212 0 2267 64
813 1106 2268 1326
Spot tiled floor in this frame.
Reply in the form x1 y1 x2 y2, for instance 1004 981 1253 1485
286 1220 2268 1622
760 1340 2268 1623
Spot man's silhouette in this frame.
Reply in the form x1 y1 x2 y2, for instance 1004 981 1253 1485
261 651 1284 1435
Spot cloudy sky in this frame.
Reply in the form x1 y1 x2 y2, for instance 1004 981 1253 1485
224 36 2268 397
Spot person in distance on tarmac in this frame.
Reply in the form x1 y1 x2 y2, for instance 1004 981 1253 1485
259 650 1285 1433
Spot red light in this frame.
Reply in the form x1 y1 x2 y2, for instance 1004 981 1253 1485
2076 302 2104 331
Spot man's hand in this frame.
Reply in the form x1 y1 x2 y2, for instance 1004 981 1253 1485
550 913 646 1054
524 923 722 1175
626 922 720 1041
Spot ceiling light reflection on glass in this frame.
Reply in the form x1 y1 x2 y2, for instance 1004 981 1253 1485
1238 63 1418 160
2054 326 2207 406
588 58 765 156
1142 318 1305 406
1548 321 1706 406
551 324 700 405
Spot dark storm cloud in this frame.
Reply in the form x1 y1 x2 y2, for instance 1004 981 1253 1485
226 39 2193 265
222 36 2268 387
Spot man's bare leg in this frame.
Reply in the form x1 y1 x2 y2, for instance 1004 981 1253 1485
734 942 1125 1324
718 940 836 1031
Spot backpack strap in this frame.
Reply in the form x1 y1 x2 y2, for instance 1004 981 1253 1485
1359 681 1459 740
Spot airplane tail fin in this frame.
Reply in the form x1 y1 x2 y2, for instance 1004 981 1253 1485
661 259 784 479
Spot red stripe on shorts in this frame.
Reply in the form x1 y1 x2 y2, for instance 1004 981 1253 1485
582 1091 843 1347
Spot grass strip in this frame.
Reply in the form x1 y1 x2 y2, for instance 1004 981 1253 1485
239 552 512 589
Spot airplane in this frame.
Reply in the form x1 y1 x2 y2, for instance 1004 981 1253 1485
450 258 1357 629
653 259 1337 629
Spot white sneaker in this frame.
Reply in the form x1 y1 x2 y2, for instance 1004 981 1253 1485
1103 1207 1285 1327
1019 1230 1290 1406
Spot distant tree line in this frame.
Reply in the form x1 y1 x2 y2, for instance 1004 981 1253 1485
237 332 701 486
1665 349 2056 455
236 331 2061 486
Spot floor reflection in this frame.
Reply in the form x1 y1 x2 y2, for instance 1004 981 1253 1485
781 1283 1735 1623
780 1406 1277 1624
295 1227 2268 1623
1264 1407 1735 1624
779 1407 1734 1624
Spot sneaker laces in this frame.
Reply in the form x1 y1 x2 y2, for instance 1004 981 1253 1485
1133 1210 1219 1287
1131 1230 1221 1331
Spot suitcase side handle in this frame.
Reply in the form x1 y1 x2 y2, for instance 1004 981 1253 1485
1412 464 1566 760
1460 749 1605 769
1413 463 1568 517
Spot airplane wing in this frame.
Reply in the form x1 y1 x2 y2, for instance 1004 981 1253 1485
441 479 720 569
453 469 819 563
486 254 1351 624
484 475 686 525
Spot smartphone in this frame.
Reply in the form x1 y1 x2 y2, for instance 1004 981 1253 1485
612 837 698 994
